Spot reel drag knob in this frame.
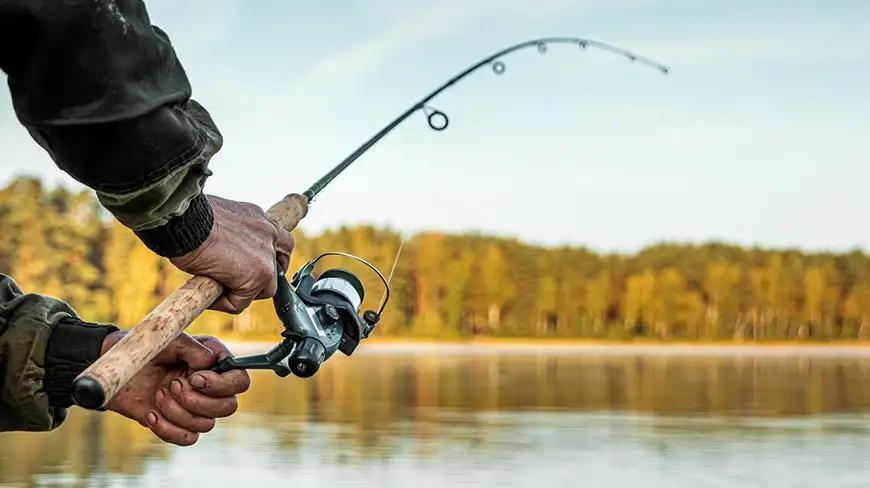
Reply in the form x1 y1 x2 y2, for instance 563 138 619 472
289 337 326 378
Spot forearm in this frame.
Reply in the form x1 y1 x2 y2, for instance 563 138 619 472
0 0 221 257
0 274 117 432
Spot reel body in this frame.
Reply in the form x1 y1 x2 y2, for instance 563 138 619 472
210 252 389 378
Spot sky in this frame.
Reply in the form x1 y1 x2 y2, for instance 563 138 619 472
1 0 868 254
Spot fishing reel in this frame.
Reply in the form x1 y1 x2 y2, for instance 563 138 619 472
210 252 390 378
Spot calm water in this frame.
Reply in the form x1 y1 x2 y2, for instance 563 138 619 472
4 344 870 488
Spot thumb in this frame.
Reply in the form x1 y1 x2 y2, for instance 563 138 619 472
209 292 256 314
155 333 217 370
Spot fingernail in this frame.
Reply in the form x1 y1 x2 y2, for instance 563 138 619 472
146 411 158 426
190 374 206 390
171 379 183 396
156 389 165 403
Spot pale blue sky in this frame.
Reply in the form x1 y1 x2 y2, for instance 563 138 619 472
1 0 868 253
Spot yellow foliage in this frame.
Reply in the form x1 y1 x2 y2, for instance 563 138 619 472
2 176 870 341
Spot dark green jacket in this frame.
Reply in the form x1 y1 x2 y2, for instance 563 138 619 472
0 0 222 431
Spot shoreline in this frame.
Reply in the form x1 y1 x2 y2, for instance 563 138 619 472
223 337 870 357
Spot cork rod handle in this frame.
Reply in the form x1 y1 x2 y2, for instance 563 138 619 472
71 193 309 410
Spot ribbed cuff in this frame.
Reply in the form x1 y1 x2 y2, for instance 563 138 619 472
43 318 120 409
134 192 214 258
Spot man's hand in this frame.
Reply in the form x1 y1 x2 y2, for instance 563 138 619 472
170 195 295 314
101 331 251 446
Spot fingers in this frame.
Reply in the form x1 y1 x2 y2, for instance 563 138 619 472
155 333 216 370
265 211 294 279
209 293 256 314
193 335 233 360
155 387 216 434
143 409 200 447
173 195 297 314
254 278 277 301
114 333 252 448
274 228 295 273
277 253 291 275
113 396 202 447
167 377 240 418
190 335 252 397
190 369 251 398
209 247 278 313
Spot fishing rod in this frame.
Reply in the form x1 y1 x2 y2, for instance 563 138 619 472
71 36 669 409
303 36 669 202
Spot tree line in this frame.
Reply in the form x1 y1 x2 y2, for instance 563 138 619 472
1 175 869 341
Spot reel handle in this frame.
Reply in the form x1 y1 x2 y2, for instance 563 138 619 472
287 336 326 378
70 193 309 410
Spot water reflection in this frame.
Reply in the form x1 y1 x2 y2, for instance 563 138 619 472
4 349 870 487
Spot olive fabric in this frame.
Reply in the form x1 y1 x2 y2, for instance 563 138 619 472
0 0 221 431
0 274 119 431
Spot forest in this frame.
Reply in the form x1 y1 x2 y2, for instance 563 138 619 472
1 175 869 341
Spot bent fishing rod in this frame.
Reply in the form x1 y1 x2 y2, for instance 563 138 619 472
303 36 668 201
71 36 669 410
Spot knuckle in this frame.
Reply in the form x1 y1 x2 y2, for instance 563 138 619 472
255 265 274 284
203 347 218 362
261 285 277 300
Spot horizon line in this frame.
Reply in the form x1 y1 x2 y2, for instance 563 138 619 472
2 172 867 257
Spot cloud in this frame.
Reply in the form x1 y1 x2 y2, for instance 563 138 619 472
284 0 505 95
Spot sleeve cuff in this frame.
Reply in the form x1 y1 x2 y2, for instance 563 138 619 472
43 317 120 409
133 192 214 258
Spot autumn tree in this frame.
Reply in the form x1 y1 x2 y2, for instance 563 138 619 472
2 175 869 343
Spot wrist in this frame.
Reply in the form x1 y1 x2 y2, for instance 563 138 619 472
43 317 120 409
133 192 214 258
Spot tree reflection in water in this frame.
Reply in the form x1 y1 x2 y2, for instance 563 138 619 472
3 350 870 486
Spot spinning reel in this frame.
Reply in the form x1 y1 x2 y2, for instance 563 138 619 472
210 252 390 378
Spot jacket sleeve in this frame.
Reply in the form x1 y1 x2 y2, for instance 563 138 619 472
0 0 222 258
0 274 119 432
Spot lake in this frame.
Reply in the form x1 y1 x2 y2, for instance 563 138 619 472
4 343 870 487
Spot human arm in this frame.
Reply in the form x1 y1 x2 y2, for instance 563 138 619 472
0 0 294 311
0 0 218 257
0 1 270 440
0 274 118 431
0 274 251 444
